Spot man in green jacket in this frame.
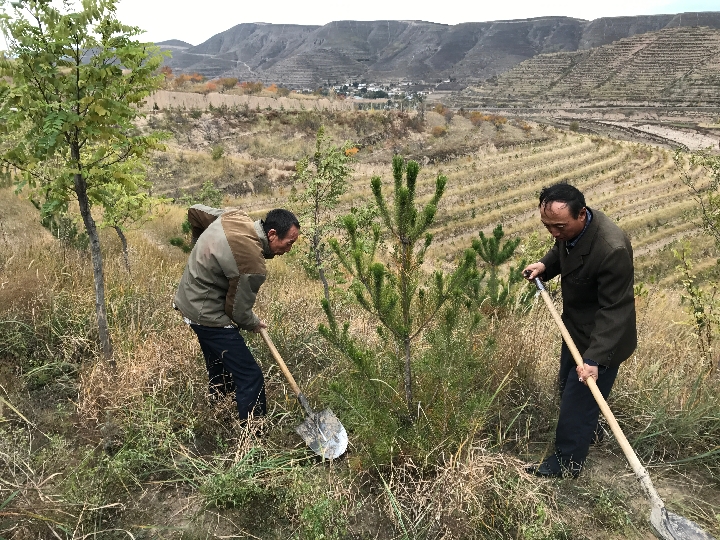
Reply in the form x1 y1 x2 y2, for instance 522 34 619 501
174 204 300 420
523 183 636 477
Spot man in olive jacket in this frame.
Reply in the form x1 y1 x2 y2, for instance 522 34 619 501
523 183 636 477
174 204 299 420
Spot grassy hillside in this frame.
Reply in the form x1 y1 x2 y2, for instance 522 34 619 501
1 108 719 539
452 26 720 108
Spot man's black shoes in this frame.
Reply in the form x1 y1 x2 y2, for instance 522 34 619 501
525 462 562 478
525 462 579 479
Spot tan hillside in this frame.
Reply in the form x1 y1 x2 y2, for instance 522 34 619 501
452 26 720 107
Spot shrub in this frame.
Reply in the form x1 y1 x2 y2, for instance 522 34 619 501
178 180 223 208
295 110 323 134
210 144 225 161
218 77 238 91
431 125 447 137
173 73 191 88
240 81 264 94
404 114 425 133
200 81 217 95
469 112 508 129
469 111 485 126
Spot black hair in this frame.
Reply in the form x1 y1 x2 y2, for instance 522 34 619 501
538 183 586 219
263 209 300 239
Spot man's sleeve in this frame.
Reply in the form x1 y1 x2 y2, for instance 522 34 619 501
583 246 635 365
188 205 224 244
225 274 266 330
539 242 561 280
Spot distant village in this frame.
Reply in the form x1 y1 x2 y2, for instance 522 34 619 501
292 79 460 109
300 81 438 101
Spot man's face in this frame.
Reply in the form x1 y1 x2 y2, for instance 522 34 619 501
540 201 587 241
268 225 299 255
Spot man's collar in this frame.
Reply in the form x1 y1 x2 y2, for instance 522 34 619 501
254 220 275 259
566 208 593 251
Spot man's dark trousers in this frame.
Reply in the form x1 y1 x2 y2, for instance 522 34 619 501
546 342 618 476
190 324 267 419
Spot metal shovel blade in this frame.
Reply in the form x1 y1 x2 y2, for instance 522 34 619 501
652 506 717 540
259 329 349 459
295 408 348 460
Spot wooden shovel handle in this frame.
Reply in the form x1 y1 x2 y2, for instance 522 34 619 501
259 328 302 397
534 279 665 508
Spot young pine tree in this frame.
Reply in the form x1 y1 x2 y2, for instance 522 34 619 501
323 155 477 411
473 224 528 311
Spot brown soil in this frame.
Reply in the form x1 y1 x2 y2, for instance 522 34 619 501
143 90 354 112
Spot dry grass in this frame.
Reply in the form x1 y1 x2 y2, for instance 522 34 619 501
338 451 569 539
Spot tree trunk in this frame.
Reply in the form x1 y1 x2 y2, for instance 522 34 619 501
400 240 413 410
403 336 412 409
318 265 330 304
311 197 330 303
314 230 330 303
114 225 130 274
75 172 114 364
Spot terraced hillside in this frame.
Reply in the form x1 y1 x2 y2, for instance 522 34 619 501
452 26 720 107
225 132 715 286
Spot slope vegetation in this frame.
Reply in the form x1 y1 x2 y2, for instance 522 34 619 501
2 110 719 539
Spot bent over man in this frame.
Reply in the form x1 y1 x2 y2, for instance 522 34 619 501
523 183 636 478
174 204 300 420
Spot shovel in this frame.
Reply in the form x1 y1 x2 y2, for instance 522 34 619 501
260 328 348 460
531 277 716 540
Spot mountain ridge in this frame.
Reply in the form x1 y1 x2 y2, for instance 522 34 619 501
157 12 720 88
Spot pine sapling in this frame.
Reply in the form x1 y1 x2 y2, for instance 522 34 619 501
324 155 477 412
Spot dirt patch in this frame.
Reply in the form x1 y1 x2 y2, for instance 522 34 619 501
143 90 354 112
601 122 720 151
468 107 720 152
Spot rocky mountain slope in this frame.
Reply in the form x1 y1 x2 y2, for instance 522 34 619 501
158 12 720 87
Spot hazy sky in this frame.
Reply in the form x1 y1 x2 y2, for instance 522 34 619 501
114 0 719 45
0 0 716 50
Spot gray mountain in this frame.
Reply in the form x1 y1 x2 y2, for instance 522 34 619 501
157 12 720 87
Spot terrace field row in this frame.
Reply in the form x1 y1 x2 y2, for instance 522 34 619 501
226 132 714 285
453 26 720 107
